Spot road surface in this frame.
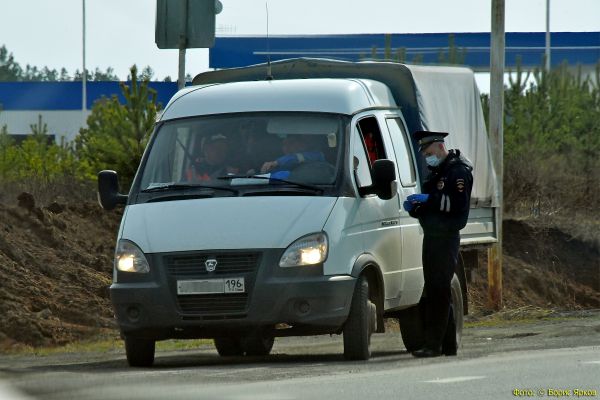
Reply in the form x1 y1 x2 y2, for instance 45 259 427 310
1 310 599 400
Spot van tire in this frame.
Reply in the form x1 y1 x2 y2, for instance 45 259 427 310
241 334 274 356
451 274 464 348
214 337 244 357
343 275 375 360
397 303 425 353
398 273 464 353
125 336 155 367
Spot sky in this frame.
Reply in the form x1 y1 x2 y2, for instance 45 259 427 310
1 0 599 85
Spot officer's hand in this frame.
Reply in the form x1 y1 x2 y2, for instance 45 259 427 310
407 193 429 203
403 200 414 212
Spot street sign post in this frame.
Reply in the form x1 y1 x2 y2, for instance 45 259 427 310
155 0 218 89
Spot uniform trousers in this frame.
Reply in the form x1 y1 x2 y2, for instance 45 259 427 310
421 233 460 351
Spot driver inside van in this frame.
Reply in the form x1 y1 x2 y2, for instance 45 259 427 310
259 134 325 178
185 134 239 181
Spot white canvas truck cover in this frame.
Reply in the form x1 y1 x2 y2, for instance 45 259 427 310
192 58 498 208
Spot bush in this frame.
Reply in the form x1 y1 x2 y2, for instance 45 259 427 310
75 65 161 189
0 129 94 203
500 62 600 218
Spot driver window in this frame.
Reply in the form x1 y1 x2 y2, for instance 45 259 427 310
357 116 386 168
352 131 372 188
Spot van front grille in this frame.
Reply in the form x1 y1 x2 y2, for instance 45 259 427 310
165 252 260 277
176 293 248 315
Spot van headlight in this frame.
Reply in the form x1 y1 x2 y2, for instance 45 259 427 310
115 240 150 273
279 232 328 267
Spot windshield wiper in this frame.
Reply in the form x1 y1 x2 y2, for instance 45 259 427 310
141 183 238 194
217 175 324 193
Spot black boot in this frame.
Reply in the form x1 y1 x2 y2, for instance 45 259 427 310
411 347 442 358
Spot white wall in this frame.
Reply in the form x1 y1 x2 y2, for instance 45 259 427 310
0 110 91 143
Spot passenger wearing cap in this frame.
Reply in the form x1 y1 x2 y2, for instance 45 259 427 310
186 134 238 181
403 130 474 358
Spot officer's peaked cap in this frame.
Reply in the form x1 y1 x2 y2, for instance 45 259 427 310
413 130 448 151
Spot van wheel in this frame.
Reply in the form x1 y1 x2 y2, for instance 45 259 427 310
214 337 244 357
343 275 376 360
241 334 274 356
444 274 464 348
397 302 425 353
125 336 155 367
398 273 464 354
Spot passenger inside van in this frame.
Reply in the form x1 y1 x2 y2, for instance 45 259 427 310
259 134 325 178
185 133 239 181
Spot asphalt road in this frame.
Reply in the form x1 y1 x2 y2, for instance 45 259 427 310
1 310 599 400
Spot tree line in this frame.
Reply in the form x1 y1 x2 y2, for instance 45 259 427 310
0 45 170 82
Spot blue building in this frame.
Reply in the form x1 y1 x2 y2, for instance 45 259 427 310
2 32 598 142
0 81 178 142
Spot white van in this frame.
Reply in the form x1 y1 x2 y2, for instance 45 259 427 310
99 58 498 366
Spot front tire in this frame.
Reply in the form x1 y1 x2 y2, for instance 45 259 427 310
214 337 244 357
241 334 274 356
125 336 155 367
343 275 376 360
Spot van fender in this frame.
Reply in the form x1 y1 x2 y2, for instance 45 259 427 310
351 254 386 333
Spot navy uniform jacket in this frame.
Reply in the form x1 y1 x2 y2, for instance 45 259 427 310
409 149 474 236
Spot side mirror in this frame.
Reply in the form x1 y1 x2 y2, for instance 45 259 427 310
98 170 128 210
370 159 397 200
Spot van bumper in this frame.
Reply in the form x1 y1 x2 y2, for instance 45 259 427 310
110 250 356 339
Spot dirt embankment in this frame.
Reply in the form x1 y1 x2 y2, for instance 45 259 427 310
0 194 598 350
0 195 122 350
468 219 600 314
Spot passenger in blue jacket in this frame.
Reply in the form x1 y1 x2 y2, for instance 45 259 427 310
260 135 324 179
403 130 473 358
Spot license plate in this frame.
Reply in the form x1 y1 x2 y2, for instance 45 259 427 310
177 278 245 295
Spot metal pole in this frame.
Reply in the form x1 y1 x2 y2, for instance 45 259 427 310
178 48 186 90
82 0 87 119
177 0 189 90
545 0 551 72
488 0 505 311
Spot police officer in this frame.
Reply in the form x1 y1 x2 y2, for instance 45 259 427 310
403 130 473 358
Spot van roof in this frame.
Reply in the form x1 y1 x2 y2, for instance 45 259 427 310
159 78 397 121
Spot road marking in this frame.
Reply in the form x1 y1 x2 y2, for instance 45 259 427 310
581 361 600 365
424 376 486 384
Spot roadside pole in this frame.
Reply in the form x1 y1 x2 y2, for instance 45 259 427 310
488 0 505 310
178 46 186 90
545 0 551 72
177 0 189 90
82 0 87 125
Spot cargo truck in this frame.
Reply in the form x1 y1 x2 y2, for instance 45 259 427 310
98 58 498 366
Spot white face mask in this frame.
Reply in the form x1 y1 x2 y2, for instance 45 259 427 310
425 155 441 167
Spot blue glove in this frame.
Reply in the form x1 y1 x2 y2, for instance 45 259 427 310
407 193 429 203
270 170 291 180
403 200 414 212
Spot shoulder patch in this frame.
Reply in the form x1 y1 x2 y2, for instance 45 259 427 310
456 178 465 192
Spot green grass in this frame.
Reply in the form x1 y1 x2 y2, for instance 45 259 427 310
3 337 214 357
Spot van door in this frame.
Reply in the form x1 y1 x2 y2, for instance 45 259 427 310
381 115 424 307
351 113 403 308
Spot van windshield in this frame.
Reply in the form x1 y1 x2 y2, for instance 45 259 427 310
138 112 346 194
